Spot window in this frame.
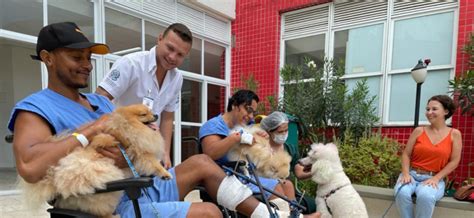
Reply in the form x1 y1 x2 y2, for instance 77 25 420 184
208 84 226 119
204 41 226 79
334 24 384 115
48 0 94 41
334 24 383 75
388 12 454 123
1 0 43 36
144 21 165 51
391 12 454 70
181 126 200 160
389 70 451 122
105 8 141 55
181 79 202 123
285 34 325 78
181 38 202 74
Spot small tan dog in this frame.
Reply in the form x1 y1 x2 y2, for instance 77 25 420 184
227 125 291 180
19 104 170 217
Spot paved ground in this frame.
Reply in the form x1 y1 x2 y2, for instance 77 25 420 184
0 193 50 218
0 189 201 217
0 168 202 217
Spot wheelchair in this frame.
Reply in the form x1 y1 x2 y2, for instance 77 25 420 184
5 134 154 218
182 132 313 217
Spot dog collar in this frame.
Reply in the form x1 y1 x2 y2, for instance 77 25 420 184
320 183 351 200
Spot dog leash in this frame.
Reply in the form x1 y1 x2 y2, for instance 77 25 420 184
382 183 407 218
118 144 160 218
118 144 140 178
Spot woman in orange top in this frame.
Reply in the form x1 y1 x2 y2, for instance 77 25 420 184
395 95 462 218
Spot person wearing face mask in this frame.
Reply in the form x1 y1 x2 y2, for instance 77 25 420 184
259 111 313 200
260 112 312 180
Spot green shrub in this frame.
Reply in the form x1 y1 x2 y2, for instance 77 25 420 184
337 131 402 188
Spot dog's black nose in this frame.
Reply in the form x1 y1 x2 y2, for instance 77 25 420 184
153 114 159 121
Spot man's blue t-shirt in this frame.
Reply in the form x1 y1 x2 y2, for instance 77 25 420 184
199 114 230 164
199 114 279 198
8 88 114 134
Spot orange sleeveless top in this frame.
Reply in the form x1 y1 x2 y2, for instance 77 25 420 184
411 128 452 172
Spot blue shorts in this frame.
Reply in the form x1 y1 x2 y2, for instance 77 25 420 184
115 168 191 218
245 175 279 199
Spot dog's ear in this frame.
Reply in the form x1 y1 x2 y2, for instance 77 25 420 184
311 159 333 184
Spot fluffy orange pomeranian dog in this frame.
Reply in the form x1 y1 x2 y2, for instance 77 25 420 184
19 104 170 217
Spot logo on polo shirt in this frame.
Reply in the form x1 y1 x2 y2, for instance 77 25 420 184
110 69 120 81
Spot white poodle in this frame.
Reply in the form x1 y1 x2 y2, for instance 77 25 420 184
299 143 368 218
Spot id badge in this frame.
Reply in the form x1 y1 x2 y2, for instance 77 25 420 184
142 96 154 110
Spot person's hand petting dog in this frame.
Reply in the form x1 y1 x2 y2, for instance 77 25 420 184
84 115 128 169
255 129 269 139
97 147 128 169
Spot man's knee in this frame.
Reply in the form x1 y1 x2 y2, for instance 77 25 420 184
283 180 294 189
189 202 222 217
187 154 216 167
186 154 221 175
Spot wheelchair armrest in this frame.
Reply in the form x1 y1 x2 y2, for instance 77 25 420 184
48 177 153 218
96 177 153 201
221 160 247 169
47 208 97 218
95 177 153 193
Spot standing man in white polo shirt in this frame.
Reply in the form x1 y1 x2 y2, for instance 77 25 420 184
96 23 192 168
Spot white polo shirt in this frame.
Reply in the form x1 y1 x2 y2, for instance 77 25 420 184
99 46 183 124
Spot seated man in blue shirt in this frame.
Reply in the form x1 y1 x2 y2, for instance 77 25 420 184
200 90 301 213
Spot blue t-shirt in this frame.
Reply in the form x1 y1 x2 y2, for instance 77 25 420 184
8 88 114 134
199 114 230 165
199 114 279 197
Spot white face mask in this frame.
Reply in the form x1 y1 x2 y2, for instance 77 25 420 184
272 132 288 144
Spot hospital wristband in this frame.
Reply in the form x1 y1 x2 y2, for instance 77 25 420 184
72 132 89 147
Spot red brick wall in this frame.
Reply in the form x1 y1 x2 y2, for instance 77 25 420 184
452 0 474 183
232 0 473 183
231 0 329 102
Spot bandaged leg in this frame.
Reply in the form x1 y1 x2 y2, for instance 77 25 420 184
251 203 303 218
270 198 290 212
217 175 252 211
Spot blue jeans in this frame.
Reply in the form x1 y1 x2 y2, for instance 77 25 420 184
394 170 445 218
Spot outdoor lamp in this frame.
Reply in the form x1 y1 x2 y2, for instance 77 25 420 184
411 59 431 127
